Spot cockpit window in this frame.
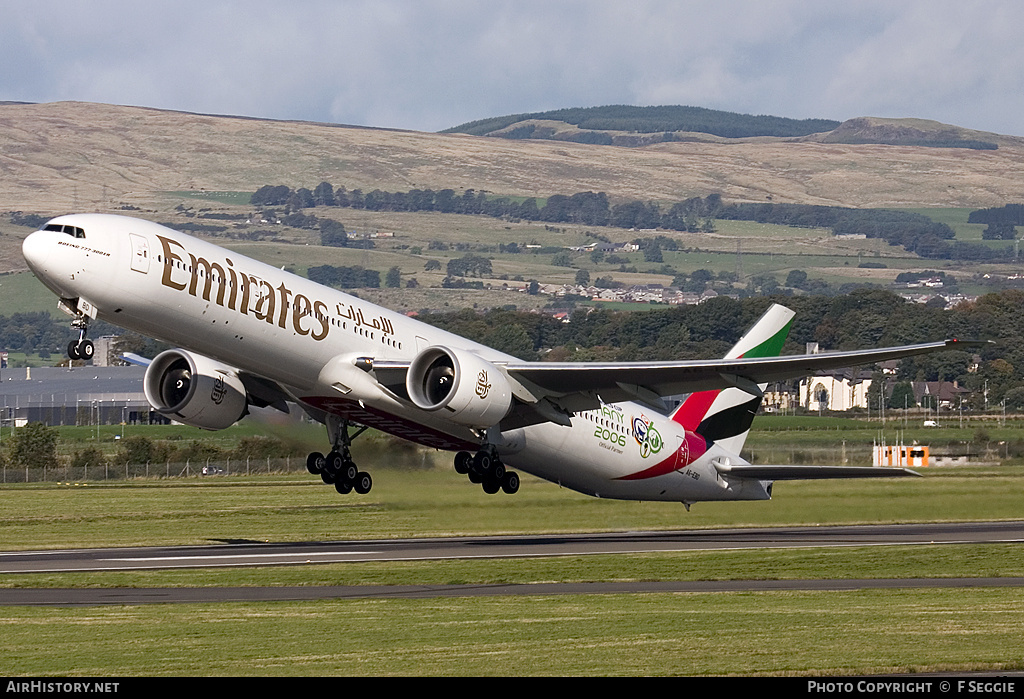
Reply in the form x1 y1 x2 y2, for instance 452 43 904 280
44 223 86 239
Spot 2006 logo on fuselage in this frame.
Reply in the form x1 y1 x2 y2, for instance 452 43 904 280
633 416 663 458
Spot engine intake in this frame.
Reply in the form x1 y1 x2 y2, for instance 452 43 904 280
406 346 512 427
143 350 248 430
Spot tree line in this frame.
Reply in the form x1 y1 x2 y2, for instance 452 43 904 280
306 265 380 289
968 204 1022 241
252 182 1017 260
252 183 720 233
717 203 1015 261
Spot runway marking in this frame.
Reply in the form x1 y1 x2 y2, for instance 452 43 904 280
107 551 382 562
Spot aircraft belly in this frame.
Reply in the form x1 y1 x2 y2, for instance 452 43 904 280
301 393 479 451
503 418 771 503
498 419 668 500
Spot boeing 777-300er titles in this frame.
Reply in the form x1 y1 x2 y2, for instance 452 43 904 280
22 214 980 505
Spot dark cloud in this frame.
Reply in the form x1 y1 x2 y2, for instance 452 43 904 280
2 1 1022 135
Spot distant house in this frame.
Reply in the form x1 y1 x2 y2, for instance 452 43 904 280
913 381 970 410
798 372 971 413
800 369 873 412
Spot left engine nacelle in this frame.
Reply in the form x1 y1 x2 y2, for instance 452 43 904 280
406 346 513 428
144 350 248 430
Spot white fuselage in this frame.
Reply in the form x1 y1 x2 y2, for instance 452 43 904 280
22 214 769 503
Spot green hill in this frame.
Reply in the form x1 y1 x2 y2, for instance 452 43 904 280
443 105 841 140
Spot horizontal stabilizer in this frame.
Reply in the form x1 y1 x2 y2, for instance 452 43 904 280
714 463 921 480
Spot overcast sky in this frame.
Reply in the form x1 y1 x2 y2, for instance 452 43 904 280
3 1 1022 136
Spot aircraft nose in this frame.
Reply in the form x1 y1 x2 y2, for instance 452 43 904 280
22 230 52 272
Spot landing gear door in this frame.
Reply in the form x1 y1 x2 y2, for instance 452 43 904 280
129 233 150 273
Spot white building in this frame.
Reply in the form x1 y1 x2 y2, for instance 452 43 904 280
800 371 873 412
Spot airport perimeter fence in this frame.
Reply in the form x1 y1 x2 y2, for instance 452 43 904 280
0 456 312 484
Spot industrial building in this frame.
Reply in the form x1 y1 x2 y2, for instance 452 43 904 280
0 365 156 427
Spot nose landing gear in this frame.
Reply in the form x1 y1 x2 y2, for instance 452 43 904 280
66 316 94 361
67 339 94 361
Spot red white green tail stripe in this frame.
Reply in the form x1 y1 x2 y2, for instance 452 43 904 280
670 304 795 453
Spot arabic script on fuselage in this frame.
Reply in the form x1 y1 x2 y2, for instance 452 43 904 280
156 235 395 342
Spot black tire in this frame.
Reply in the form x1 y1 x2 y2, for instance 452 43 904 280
501 471 521 495
67 341 80 360
472 451 492 474
491 460 505 482
320 469 336 485
341 460 358 483
306 452 325 475
454 451 472 474
326 451 344 474
78 340 95 360
335 480 352 495
482 479 500 495
354 471 372 494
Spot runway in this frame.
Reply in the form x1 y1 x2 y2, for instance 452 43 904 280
2 521 1022 605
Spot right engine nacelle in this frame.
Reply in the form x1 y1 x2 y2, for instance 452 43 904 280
143 350 248 431
406 346 513 428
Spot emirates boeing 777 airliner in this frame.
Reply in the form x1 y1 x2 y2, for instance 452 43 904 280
23 214 975 506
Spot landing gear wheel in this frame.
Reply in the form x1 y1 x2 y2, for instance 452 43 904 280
306 452 325 475
482 479 501 495
472 451 493 474
454 451 472 474
314 419 373 496
354 471 372 495
340 460 358 483
501 471 521 495
327 451 344 473
67 341 81 360
78 340 94 360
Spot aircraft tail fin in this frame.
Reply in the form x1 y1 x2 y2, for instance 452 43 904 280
670 303 795 454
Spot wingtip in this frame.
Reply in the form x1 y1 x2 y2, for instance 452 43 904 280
945 338 994 349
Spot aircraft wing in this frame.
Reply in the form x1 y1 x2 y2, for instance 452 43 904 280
501 338 984 406
370 338 984 430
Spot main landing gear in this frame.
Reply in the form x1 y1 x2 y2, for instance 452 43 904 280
454 446 520 495
305 418 373 495
67 316 94 361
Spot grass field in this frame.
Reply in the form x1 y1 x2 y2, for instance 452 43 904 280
3 465 1023 549
0 465 1022 676
0 271 60 315
2 587 1022 676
